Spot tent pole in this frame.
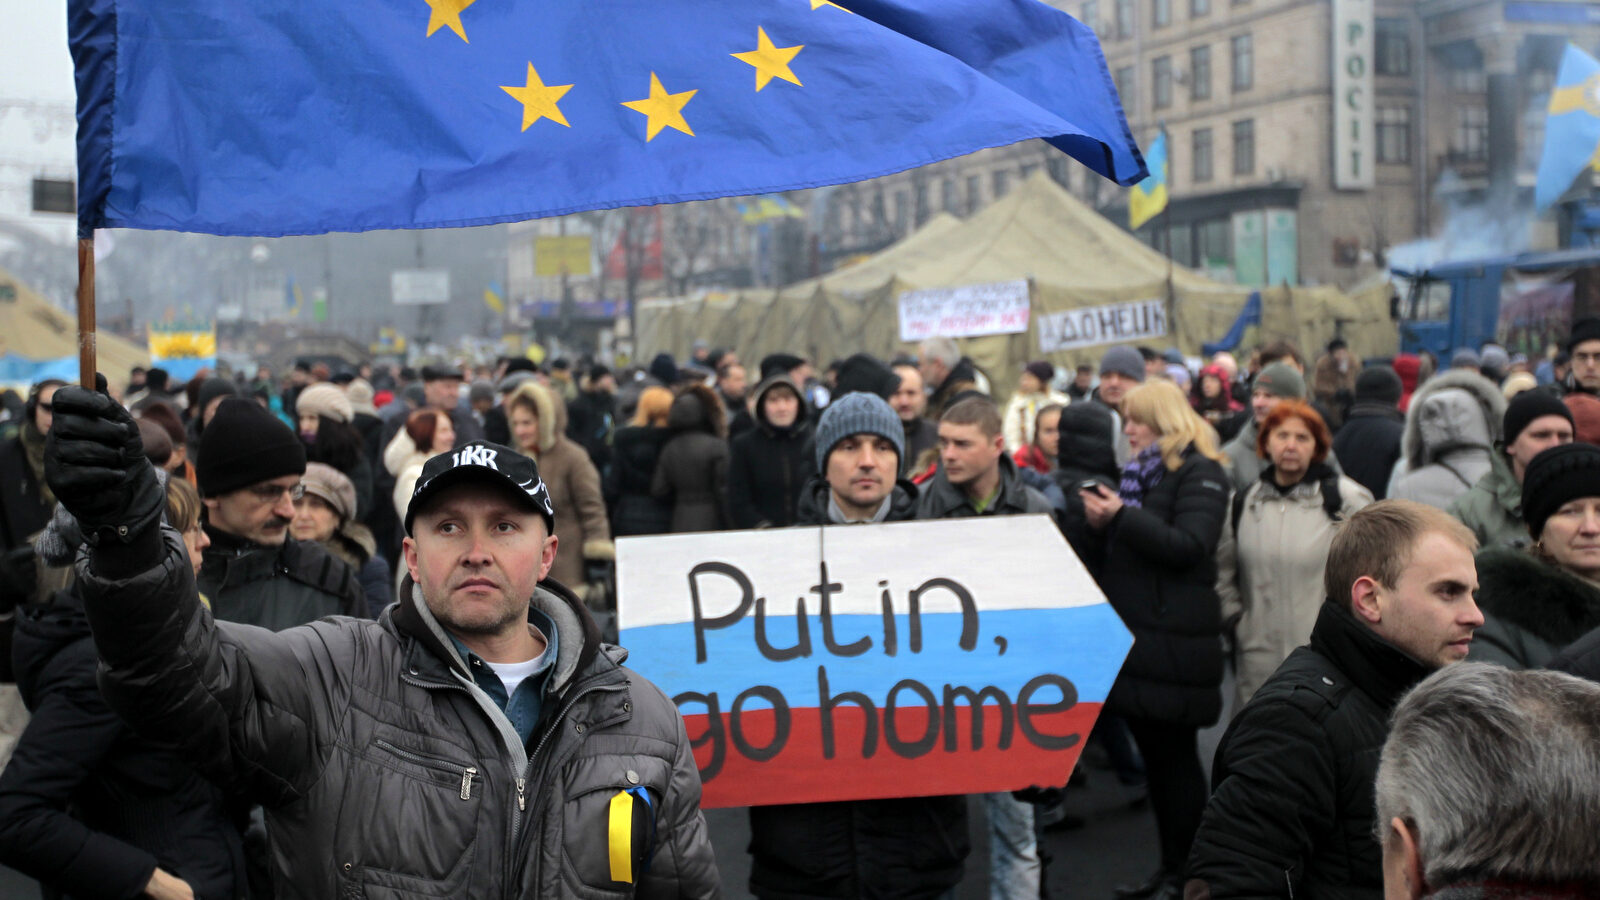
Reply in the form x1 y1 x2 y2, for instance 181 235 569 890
1163 205 1176 348
77 235 97 388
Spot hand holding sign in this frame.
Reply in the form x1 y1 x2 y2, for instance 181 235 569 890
617 516 1133 808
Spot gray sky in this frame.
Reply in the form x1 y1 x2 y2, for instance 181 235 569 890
0 2 78 243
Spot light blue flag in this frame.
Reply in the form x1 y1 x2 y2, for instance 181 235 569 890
1537 44 1600 211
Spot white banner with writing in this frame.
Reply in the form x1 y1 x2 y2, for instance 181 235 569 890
1036 298 1168 353
898 280 1031 342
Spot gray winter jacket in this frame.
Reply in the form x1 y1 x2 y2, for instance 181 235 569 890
77 527 720 899
1388 370 1506 511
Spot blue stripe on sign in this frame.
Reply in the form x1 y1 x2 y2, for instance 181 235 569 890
619 604 1130 709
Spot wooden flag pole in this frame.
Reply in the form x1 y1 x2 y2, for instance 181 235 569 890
77 235 97 388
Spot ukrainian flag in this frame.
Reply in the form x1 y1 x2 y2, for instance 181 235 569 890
1129 131 1168 230
1537 44 1600 212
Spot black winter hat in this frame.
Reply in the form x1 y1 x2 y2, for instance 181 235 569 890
833 353 901 399
1521 442 1600 539
648 353 679 385
760 352 805 381
1569 317 1600 353
1503 390 1574 447
196 397 307 498
1354 366 1402 405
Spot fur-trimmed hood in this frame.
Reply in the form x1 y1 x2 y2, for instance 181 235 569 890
1400 369 1505 469
1474 544 1600 658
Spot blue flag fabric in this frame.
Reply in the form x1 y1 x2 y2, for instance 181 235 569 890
70 0 1145 238
1537 44 1600 212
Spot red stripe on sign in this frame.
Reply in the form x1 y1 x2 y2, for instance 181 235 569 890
684 703 1102 809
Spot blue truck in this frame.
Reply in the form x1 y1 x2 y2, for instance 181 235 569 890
1393 247 1600 357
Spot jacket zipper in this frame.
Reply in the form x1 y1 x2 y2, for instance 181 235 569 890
372 738 479 798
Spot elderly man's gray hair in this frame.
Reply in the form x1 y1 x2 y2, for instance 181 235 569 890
918 336 960 370
1375 663 1600 888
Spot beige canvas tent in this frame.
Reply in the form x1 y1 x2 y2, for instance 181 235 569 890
637 171 1395 391
0 266 149 389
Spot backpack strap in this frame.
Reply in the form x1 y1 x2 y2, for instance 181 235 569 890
1231 485 1248 539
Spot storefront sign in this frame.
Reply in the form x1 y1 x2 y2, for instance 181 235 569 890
898 280 1031 342
1036 298 1167 353
1333 0 1375 189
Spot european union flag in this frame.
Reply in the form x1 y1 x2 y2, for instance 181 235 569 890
1537 44 1600 212
70 0 1144 238
1128 130 1168 230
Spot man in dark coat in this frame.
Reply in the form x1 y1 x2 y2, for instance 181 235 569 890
565 365 617 475
195 398 366 631
1331 366 1405 499
1185 500 1484 900
0 380 62 617
727 375 814 528
917 337 984 421
890 363 939 477
748 391 970 900
42 389 720 898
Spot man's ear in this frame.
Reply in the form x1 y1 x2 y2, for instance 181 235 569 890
539 534 559 581
1382 817 1425 900
1351 575 1383 625
402 536 420 584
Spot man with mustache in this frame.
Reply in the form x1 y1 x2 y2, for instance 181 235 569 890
43 389 719 897
196 397 365 630
1185 500 1483 899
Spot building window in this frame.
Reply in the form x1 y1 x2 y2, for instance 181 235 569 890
1116 0 1135 38
993 169 1011 198
1375 18 1410 76
893 190 909 231
1197 218 1230 269
965 174 981 214
1451 67 1487 94
941 177 958 213
1191 45 1212 101
1115 65 1135 105
1232 119 1255 175
1191 0 1210 16
1081 0 1100 29
1376 106 1411 164
1153 0 1171 28
1456 106 1488 161
1231 34 1253 92
1192 128 1214 182
1153 56 1173 109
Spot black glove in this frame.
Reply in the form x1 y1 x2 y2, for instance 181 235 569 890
44 386 165 545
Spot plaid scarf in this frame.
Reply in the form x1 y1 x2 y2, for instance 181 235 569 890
1118 444 1165 508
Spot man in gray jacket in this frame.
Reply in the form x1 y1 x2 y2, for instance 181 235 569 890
43 387 719 899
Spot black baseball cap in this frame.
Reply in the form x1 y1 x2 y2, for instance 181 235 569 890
404 440 555 536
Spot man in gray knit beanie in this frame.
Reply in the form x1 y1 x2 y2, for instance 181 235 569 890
805 392 907 523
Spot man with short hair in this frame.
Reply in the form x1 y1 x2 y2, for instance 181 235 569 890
1449 390 1574 549
716 362 753 438
1222 363 1308 491
916 395 1054 897
1376 664 1600 899
382 365 484 450
1067 363 1095 402
890 363 939 476
194 398 366 631
750 392 968 899
1185 500 1484 899
918 336 984 420
1093 345 1145 466
43 389 720 898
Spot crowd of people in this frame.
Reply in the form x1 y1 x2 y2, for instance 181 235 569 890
0 321 1597 899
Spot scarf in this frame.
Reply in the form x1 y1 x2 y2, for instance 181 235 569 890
1118 444 1165 508
20 422 55 508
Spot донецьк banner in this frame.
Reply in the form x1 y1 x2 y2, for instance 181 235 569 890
616 516 1133 808
69 0 1145 237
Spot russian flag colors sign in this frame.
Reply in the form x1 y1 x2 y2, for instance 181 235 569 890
617 515 1134 809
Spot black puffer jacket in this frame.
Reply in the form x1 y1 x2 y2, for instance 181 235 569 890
0 427 51 553
606 425 674 536
1185 601 1431 899
1095 448 1230 726
1051 402 1119 575
197 527 366 631
747 476 969 900
728 377 815 529
1470 545 1600 670
0 587 242 900
1330 403 1403 500
76 527 720 898
652 387 731 533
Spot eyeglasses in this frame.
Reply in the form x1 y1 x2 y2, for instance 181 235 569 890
245 482 306 505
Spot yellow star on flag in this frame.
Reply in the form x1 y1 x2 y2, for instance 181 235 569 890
424 0 476 41
621 72 697 141
811 0 851 11
732 27 804 91
501 64 574 130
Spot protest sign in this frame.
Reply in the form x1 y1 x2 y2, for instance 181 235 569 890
617 516 1132 808
898 280 1031 342
1037 298 1167 353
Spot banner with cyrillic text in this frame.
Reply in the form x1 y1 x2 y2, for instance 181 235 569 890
1037 298 1167 353
898 280 1031 342
616 516 1133 808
